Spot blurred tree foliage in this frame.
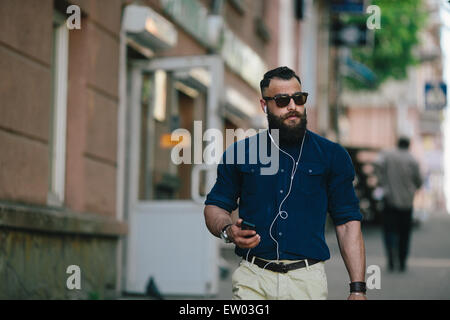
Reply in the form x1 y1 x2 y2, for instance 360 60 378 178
344 0 427 90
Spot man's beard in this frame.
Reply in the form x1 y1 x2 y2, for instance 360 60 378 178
267 110 307 146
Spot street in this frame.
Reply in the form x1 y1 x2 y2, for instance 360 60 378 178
212 210 450 300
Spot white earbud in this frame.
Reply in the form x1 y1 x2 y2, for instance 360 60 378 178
264 105 267 114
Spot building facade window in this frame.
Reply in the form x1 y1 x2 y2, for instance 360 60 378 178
48 11 69 206
255 0 270 43
137 71 207 201
228 0 246 14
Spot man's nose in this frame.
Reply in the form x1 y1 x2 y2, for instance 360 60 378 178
286 98 297 111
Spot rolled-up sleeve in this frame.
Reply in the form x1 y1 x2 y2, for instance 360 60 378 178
327 143 362 225
204 149 241 213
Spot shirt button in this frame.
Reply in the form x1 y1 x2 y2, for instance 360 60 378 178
279 232 283 236
309 169 312 173
280 189 283 193
280 169 284 173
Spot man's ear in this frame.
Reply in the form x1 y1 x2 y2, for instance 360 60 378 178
260 99 267 114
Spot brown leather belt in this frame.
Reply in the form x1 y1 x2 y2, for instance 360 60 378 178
250 256 321 273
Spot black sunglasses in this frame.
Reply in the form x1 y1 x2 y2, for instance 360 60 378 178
263 92 308 108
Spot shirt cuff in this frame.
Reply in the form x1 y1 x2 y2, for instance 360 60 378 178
330 210 363 226
204 196 237 213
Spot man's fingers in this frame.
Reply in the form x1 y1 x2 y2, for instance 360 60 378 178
229 221 260 248
235 234 260 248
240 229 256 238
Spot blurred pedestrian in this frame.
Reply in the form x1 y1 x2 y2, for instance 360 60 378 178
375 136 423 272
203 66 367 300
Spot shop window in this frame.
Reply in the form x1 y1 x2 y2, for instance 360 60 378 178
138 71 207 201
48 11 69 206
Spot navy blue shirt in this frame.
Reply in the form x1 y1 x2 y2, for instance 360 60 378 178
205 130 362 261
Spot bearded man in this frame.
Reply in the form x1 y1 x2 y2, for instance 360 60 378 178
204 66 367 300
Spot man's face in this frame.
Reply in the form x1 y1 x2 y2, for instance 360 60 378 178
260 77 307 144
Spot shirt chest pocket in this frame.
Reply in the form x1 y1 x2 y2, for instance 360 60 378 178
298 162 326 195
240 164 260 195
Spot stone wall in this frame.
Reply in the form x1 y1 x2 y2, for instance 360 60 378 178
0 202 127 299
0 0 126 299
0 228 117 299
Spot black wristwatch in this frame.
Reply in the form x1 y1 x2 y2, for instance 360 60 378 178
220 224 233 243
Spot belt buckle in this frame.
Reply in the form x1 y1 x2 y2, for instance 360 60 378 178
278 262 289 273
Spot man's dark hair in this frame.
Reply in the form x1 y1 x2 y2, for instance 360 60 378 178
260 66 302 97
398 136 410 150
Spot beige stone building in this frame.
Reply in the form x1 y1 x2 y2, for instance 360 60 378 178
0 0 127 299
0 0 334 298
339 0 445 218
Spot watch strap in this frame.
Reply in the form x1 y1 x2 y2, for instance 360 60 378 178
222 223 232 233
220 224 233 243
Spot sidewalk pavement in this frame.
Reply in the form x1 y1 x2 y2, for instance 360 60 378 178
326 210 450 299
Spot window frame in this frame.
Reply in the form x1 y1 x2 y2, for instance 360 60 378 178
48 11 69 206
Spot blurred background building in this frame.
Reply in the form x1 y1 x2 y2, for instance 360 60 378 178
337 0 447 222
0 0 447 299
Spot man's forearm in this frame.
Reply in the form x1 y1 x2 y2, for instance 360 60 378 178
204 204 233 238
335 220 366 282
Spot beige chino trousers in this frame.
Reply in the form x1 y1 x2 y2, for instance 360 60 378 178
232 258 328 300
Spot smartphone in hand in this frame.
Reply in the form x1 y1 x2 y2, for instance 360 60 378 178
241 220 256 238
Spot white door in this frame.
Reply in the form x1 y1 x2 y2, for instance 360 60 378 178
124 56 224 296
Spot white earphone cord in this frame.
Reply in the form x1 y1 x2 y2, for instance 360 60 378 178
245 131 306 272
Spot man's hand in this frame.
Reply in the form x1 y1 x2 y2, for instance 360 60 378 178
228 219 260 249
203 205 260 248
347 293 367 300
